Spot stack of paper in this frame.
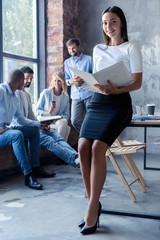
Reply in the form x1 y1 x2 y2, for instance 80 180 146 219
69 61 132 94
37 115 61 122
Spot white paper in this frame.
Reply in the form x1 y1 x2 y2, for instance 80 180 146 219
69 61 133 93
37 115 61 122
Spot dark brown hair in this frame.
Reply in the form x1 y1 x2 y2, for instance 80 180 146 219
66 38 80 47
102 6 129 45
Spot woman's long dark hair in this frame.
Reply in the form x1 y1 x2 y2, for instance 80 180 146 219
102 6 129 45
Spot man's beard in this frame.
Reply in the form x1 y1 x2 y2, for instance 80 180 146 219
24 82 31 88
72 51 79 57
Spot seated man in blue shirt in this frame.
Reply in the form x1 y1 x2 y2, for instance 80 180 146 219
64 38 93 132
0 69 55 191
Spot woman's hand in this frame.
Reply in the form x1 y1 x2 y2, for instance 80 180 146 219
94 80 118 94
48 105 55 114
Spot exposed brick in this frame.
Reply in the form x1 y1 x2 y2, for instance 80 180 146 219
47 0 80 75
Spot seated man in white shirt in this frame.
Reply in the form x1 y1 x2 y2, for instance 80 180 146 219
14 66 79 168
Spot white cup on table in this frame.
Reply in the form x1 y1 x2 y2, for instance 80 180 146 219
135 106 143 116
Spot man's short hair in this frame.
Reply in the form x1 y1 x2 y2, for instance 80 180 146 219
20 66 34 74
10 69 24 82
66 38 80 47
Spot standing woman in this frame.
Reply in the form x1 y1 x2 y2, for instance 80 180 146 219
78 6 143 235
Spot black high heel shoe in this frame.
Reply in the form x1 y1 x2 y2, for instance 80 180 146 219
78 201 102 228
80 215 100 235
78 219 85 228
80 202 102 235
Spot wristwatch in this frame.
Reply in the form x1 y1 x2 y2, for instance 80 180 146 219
67 79 71 86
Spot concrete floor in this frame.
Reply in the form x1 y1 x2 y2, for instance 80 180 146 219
0 153 160 240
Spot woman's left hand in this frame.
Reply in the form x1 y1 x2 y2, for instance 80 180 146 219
94 80 118 94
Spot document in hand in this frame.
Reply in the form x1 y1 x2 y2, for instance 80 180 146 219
37 115 61 123
69 61 132 94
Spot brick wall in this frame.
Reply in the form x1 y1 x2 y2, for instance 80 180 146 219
47 0 80 147
47 0 80 83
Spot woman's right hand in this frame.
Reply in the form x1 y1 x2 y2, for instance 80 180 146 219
48 105 55 114
94 80 119 95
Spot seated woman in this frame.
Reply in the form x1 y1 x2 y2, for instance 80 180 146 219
36 72 71 141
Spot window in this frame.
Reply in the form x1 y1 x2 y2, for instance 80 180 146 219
0 0 46 104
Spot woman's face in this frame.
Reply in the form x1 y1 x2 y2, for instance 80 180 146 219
102 12 122 41
53 77 62 90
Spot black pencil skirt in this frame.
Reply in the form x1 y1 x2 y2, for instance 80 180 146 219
80 92 133 146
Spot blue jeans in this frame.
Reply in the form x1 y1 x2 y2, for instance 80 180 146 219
71 96 92 132
0 126 40 175
40 129 78 167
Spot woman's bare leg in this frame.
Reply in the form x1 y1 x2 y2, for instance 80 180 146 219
85 140 109 227
78 138 93 199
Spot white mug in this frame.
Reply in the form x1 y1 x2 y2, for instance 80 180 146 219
135 106 143 116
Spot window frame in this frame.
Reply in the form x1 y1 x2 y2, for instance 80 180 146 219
0 0 47 100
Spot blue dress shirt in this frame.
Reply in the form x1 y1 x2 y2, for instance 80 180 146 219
64 53 93 100
0 82 40 128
